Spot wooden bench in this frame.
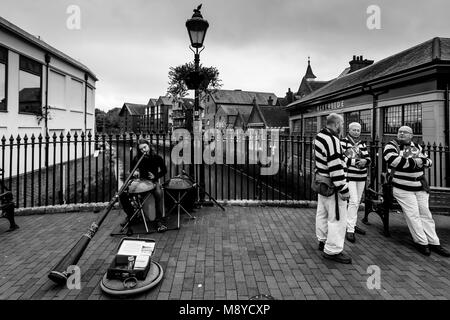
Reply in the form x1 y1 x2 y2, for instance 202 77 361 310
0 169 19 232
363 181 450 237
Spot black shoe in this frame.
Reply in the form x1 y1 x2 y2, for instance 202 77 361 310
6 224 19 232
126 227 134 236
322 252 352 264
346 232 355 243
414 243 431 256
355 226 366 235
157 222 168 233
318 242 325 252
429 245 450 257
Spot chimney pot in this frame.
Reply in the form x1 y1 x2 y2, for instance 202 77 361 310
353 55 356 60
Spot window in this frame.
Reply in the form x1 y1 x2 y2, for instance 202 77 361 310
304 117 317 136
383 103 422 134
69 78 83 111
320 115 327 128
19 56 42 114
292 119 301 134
404 103 422 134
48 70 65 109
359 110 372 133
0 46 7 111
87 86 94 113
344 109 372 133
344 111 359 131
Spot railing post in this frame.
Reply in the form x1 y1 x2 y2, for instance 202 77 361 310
16 134 21 206
23 134 28 208
52 133 57 206
1 135 5 194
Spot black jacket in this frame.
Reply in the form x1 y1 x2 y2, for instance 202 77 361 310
131 153 167 182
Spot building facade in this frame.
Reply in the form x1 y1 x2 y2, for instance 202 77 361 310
285 37 450 187
201 89 278 130
246 98 289 132
171 98 194 130
0 16 97 139
119 103 147 132
0 16 97 178
285 38 450 146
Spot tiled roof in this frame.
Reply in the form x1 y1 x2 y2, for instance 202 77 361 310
297 78 331 97
211 89 277 105
290 37 450 106
258 106 289 128
219 105 253 116
238 110 252 124
304 60 316 79
121 103 147 116
0 16 97 81
158 96 173 105
147 98 158 107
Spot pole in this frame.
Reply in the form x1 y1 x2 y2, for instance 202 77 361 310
44 54 50 167
445 83 450 187
193 52 206 203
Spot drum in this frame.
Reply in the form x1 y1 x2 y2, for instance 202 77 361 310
128 179 157 222
128 179 156 194
163 175 196 212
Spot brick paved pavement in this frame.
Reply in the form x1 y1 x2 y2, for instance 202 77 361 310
0 206 449 300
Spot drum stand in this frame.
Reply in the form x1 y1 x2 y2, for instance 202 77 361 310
120 192 154 233
164 187 195 230
181 170 225 211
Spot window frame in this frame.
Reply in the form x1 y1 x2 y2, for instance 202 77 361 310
18 55 43 115
383 103 422 135
304 117 317 137
344 109 372 134
0 46 8 112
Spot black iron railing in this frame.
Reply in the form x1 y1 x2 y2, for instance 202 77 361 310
1 131 449 209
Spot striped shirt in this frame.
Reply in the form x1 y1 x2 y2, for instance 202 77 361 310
340 136 371 181
314 127 349 196
383 140 432 192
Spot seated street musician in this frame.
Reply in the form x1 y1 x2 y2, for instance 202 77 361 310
120 139 168 232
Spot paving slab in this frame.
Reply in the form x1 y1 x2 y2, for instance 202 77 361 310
0 206 449 300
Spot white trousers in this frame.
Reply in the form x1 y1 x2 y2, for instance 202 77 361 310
393 187 440 246
346 181 366 233
316 193 348 255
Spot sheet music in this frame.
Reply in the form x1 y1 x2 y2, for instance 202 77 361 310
117 240 155 256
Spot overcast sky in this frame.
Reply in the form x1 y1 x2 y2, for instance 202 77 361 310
1 0 450 111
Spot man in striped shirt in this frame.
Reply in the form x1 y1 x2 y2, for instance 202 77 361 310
341 122 371 243
383 126 449 257
314 113 352 264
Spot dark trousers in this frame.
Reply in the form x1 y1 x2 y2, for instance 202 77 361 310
2 203 17 229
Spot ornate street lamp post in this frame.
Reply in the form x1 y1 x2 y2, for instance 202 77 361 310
186 4 209 202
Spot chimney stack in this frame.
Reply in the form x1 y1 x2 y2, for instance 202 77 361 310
349 55 374 73
286 88 294 104
268 96 273 106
